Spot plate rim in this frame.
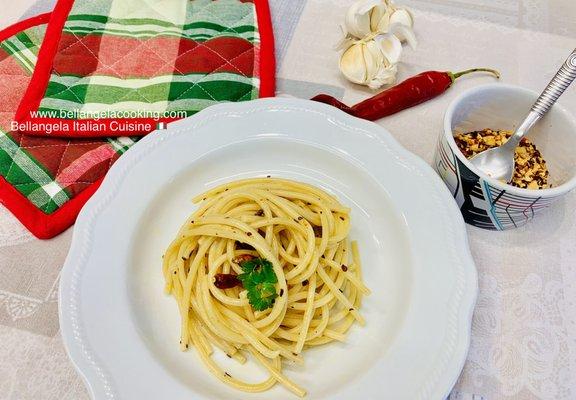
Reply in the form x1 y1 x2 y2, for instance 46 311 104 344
59 98 478 400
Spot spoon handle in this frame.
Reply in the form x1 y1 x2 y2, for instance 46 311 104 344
531 49 576 116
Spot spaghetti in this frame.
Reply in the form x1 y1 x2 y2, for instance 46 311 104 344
162 178 370 396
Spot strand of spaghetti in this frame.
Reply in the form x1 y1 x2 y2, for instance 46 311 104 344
317 266 365 325
188 315 213 356
197 323 246 364
322 258 371 295
215 302 303 364
248 346 307 397
180 240 212 349
207 253 249 307
189 332 278 393
192 280 249 344
295 273 316 353
192 178 340 206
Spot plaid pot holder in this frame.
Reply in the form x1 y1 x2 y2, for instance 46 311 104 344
15 0 275 138
0 0 274 238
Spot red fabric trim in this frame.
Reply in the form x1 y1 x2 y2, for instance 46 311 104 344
0 13 105 239
254 0 276 97
15 0 74 124
0 13 52 42
0 175 103 239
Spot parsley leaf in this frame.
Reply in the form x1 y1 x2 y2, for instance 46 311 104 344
237 257 278 311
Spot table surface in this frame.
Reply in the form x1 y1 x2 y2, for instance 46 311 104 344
1 1 576 399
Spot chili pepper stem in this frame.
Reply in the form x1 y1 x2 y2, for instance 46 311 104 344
448 68 501 82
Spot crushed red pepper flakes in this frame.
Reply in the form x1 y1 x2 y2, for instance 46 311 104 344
454 129 549 189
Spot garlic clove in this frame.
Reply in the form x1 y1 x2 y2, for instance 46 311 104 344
370 2 394 33
389 22 417 48
339 42 369 84
369 63 397 89
389 9 415 43
390 8 414 28
344 0 382 38
374 32 403 64
364 40 385 82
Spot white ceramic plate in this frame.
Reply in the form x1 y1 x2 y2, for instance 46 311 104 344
59 98 477 400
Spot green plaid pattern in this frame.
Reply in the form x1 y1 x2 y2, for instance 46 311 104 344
36 0 262 119
0 131 70 213
107 136 137 154
0 24 72 213
0 23 137 214
63 15 258 41
0 31 40 73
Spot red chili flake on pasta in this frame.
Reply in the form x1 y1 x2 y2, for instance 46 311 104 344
214 274 242 289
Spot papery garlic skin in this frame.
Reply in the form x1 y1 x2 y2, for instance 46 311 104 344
344 0 414 40
389 8 415 43
344 0 383 38
369 0 394 33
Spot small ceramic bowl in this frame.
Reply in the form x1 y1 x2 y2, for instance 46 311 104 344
434 83 576 230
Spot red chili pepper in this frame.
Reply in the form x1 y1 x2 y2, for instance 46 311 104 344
214 273 242 289
311 68 500 121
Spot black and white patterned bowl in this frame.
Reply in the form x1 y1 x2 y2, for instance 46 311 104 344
434 84 576 230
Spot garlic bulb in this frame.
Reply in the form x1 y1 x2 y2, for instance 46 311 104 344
338 0 416 89
339 34 401 90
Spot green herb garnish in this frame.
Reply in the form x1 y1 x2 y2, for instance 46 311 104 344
237 257 278 311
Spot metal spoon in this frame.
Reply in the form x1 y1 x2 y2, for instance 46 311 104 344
470 49 576 182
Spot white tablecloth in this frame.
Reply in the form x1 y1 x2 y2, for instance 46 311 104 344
1 1 575 399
